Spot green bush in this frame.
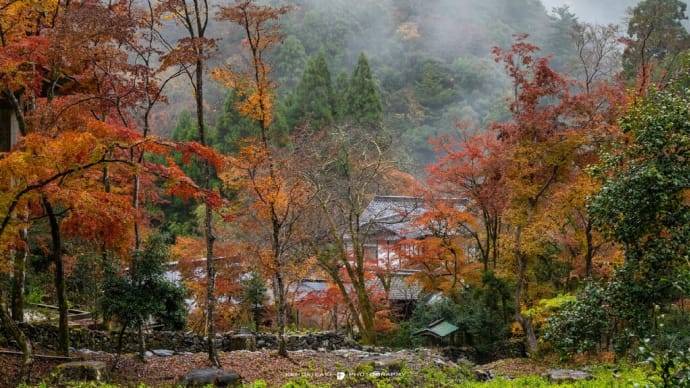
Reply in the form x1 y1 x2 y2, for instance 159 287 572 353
403 285 511 361
639 337 690 388
543 283 611 359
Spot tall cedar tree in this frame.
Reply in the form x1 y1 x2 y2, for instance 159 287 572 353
290 49 334 129
344 53 383 130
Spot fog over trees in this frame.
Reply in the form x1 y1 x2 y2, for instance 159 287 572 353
542 0 641 24
3 1 690 386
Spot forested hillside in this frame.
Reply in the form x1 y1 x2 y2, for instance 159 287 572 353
1 1 690 387
162 0 581 166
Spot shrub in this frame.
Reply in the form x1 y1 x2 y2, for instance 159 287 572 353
543 283 611 359
639 337 690 388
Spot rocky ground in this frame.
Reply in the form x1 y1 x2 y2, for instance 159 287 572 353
1 346 483 387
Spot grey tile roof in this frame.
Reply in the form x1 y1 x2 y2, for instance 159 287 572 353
388 272 423 301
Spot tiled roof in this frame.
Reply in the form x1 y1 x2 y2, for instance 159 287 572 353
360 196 427 239
361 196 424 225
412 319 459 338
388 273 422 301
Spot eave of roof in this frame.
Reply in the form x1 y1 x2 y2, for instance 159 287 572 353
412 319 459 338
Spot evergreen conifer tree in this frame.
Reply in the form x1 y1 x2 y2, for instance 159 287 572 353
333 69 349 123
274 35 308 94
623 0 690 81
213 89 260 154
290 49 334 129
344 53 383 129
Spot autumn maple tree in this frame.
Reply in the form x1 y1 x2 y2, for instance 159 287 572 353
156 0 229 366
428 129 506 272
396 198 482 295
215 0 295 357
0 1 227 379
425 35 628 353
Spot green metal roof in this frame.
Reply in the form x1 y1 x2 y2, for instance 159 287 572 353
412 319 459 338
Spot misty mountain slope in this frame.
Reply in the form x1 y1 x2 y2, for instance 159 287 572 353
158 0 625 166
262 0 571 165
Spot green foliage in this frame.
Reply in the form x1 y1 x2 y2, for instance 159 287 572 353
290 49 335 129
280 377 330 388
213 89 262 154
415 60 455 109
242 271 267 307
26 281 46 305
622 0 690 80
67 254 99 311
639 337 690 387
543 6 579 72
171 109 199 142
274 35 308 94
590 87 690 344
392 284 511 360
100 233 187 331
543 283 612 358
241 271 267 331
343 53 383 129
244 380 268 388
332 69 349 123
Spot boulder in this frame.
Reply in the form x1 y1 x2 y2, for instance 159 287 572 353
474 369 494 382
227 333 256 351
51 361 108 384
542 369 594 383
178 368 242 387
152 349 175 357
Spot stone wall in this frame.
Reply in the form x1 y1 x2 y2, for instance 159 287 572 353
0 323 360 353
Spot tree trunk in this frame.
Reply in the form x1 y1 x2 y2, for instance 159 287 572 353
585 219 593 278
204 202 219 366
44 197 69 356
204 198 220 367
192 25 220 365
514 226 538 354
10 208 28 322
516 313 539 353
275 272 288 357
354 282 376 344
137 321 147 362
253 306 261 332
0 289 33 384
11 242 26 322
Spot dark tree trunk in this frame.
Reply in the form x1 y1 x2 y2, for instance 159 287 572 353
43 197 69 356
0 289 33 383
253 306 261 332
204 200 219 367
11 239 26 322
275 272 287 357
137 321 147 362
585 220 594 278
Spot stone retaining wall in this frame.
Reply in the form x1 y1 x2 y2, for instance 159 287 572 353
0 323 360 353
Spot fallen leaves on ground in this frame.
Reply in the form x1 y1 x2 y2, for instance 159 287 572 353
1 346 450 387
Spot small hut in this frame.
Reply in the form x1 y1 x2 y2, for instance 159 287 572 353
412 319 459 346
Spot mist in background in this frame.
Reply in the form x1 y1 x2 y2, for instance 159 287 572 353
541 0 676 25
